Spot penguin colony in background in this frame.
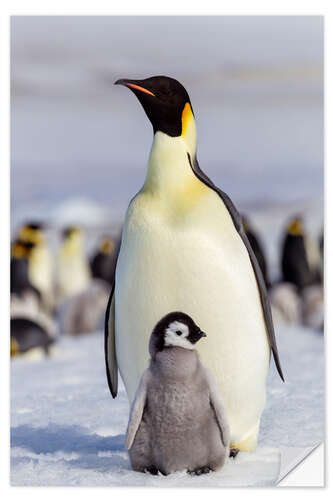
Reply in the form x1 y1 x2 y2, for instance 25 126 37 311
11 211 318 360
126 312 230 475
105 75 284 455
56 226 92 302
10 222 120 357
11 224 56 358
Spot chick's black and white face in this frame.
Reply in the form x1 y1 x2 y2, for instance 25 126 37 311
165 320 194 350
150 312 206 354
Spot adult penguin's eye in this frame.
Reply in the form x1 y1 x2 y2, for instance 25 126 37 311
176 330 182 336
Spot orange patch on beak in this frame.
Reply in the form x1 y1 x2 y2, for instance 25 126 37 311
126 83 155 97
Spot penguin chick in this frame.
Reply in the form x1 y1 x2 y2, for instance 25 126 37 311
269 282 302 326
301 284 324 332
126 312 230 476
61 279 111 335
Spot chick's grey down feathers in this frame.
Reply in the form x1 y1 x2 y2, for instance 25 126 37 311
126 346 230 475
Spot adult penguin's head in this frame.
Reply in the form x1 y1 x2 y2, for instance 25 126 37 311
115 76 194 137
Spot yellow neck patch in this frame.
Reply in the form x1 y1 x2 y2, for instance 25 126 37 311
11 338 19 357
11 243 28 259
288 220 303 236
100 239 115 255
181 102 193 137
19 227 44 245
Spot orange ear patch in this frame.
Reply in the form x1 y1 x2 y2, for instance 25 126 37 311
181 102 193 136
126 83 155 97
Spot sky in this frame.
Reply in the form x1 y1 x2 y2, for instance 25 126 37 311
11 16 324 224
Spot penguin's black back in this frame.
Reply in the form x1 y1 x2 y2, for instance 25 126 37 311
11 318 54 355
10 258 30 292
245 230 270 289
90 252 117 286
10 258 41 299
281 234 311 290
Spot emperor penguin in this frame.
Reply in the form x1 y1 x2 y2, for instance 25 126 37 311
126 311 230 475
281 216 319 290
90 236 120 286
10 240 41 302
18 222 55 312
56 226 91 303
11 317 55 359
105 76 284 453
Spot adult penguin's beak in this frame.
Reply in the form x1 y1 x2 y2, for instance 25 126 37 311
114 78 156 97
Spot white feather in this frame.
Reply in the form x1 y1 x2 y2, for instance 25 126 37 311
115 129 270 449
164 320 194 349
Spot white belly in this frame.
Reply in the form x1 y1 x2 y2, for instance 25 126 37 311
57 257 91 300
115 190 270 445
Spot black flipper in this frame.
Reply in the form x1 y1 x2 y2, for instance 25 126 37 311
104 283 118 397
189 154 284 381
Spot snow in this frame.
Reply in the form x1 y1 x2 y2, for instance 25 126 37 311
259 325 324 449
10 323 323 486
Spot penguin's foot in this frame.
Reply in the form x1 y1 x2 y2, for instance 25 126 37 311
188 466 211 476
145 466 159 475
232 421 260 452
229 448 240 459
145 466 168 476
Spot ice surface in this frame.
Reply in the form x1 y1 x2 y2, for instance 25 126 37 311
10 322 323 486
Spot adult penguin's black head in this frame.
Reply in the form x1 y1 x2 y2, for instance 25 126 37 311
114 76 193 137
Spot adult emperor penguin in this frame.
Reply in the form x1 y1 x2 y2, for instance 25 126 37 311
56 226 91 302
90 236 120 286
10 240 41 301
18 222 55 312
105 76 284 453
281 217 314 290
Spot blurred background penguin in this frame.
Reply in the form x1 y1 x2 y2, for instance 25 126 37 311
11 234 58 359
18 222 55 313
56 226 91 303
56 228 120 336
10 317 56 360
281 216 321 290
90 235 120 287
269 216 323 331
10 239 41 304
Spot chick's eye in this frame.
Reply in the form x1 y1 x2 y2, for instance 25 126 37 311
176 330 182 336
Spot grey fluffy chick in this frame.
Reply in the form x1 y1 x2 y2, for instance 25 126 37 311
126 312 230 476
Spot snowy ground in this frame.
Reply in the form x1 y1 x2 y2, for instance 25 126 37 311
10 323 324 487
